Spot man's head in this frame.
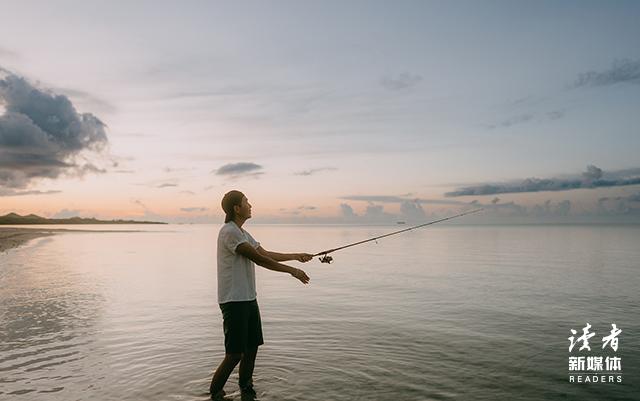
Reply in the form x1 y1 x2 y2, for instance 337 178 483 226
221 190 252 223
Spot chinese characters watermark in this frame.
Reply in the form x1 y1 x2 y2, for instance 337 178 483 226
568 323 622 384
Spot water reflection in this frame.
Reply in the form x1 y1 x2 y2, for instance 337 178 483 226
0 238 104 397
0 225 638 401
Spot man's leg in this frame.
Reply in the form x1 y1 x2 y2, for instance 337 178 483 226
215 301 249 396
240 299 263 391
238 347 258 389
210 353 242 396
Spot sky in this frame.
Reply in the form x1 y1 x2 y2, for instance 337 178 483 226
1 0 639 224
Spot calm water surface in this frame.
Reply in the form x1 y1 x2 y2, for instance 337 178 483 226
0 224 638 400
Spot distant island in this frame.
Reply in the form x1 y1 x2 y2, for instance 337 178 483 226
0 213 166 225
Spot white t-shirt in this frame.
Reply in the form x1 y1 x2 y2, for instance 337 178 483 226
217 221 260 304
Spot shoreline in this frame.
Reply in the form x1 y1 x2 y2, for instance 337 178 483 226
0 227 145 254
0 227 57 254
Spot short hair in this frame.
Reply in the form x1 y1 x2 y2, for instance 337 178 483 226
221 190 245 223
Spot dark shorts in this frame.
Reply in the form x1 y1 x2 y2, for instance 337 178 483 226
219 299 264 354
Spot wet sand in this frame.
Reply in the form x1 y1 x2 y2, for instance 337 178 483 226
0 227 145 254
0 226 152 254
0 227 60 253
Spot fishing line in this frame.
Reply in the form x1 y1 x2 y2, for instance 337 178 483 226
313 208 484 263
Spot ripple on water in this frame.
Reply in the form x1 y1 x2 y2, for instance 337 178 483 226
1 225 639 400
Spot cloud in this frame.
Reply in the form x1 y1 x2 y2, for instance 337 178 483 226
278 205 317 215
278 205 318 215
341 195 408 203
556 200 571 216
279 208 299 216
599 191 640 205
380 72 422 90
340 194 468 205
336 202 397 223
572 58 640 88
606 167 640 178
487 200 527 216
363 204 395 222
51 208 81 218
181 207 209 212
340 203 356 218
547 110 565 120
332 197 616 225
497 113 534 128
445 165 640 197
294 167 337 176
531 199 572 217
0 188 61 197
597 194 640 215
213 162 264 179
54 87 117 114
488 110 565 129
132 199 147 208
582 164 603 181
0 69 108 188
131 198 165 221
400 200 426 221
134 179 179 188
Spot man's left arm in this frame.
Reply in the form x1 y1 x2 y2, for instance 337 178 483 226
257 246 313 263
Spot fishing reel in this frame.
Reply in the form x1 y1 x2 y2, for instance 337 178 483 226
318 254 333 264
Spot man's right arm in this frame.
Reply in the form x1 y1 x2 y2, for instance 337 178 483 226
236 243 310 284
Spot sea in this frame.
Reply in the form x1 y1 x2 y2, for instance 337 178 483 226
0 224 638 401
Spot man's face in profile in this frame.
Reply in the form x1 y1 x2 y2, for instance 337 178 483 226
235 196 252 220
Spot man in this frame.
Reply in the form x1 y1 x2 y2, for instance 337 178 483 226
210 190 312 400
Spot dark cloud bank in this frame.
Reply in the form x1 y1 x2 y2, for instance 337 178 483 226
0 69 108 190
445 165 640 197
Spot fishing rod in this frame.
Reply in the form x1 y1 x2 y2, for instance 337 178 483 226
313 208 484 263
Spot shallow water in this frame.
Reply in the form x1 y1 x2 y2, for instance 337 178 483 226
0 224 638 400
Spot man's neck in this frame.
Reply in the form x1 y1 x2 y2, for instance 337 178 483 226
232 218 246 228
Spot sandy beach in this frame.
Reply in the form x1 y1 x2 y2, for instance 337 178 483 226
0 227 59 253
0 227 148 254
